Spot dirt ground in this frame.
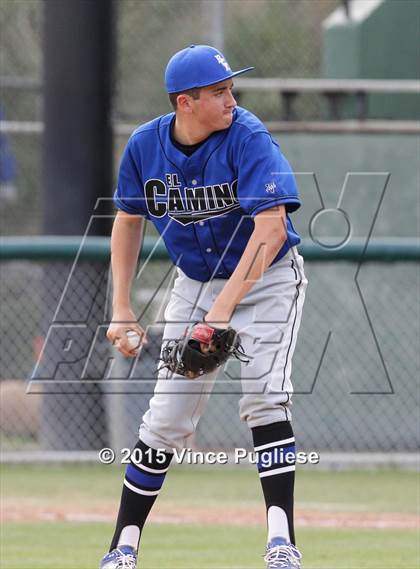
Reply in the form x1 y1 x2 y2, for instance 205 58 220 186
2 500 419 529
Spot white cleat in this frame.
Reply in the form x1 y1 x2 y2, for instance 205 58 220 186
264 536 302 568
99 545 137 569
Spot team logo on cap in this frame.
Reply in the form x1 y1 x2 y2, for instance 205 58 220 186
214 54 231 72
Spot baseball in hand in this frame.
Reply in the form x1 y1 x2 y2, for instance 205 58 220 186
126 330 142 351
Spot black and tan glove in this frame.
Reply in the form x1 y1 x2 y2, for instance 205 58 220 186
159 322 249 379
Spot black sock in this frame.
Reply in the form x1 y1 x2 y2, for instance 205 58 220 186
251 421 296 545
109 439 173 552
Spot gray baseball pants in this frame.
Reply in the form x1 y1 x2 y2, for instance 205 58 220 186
139 247 307 452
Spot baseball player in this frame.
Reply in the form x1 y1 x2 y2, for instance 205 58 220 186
100 45 307 569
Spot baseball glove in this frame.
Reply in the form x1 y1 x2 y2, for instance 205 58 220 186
159 322 249 379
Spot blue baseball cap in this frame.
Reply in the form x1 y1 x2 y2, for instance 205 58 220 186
165 44 254 94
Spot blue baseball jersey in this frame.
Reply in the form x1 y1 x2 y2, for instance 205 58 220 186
114 106 301 282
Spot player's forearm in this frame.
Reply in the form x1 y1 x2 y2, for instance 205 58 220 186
110 211 144 312
207 220 286 323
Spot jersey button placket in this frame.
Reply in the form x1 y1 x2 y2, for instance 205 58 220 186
188 171 219 274
195 216 216 272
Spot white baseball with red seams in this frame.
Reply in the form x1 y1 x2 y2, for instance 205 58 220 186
126 331 141 351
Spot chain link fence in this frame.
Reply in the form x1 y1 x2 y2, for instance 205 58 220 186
1 249 418 453
0 0 339 236
116 0 340 123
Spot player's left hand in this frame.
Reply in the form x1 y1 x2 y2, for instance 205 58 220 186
159 321 249 379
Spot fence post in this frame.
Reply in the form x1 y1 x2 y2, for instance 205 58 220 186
40 0 114 450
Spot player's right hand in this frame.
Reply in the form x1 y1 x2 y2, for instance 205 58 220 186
106 308 147 358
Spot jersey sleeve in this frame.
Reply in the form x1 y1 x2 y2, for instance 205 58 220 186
113 137 149 217
236 132 301 216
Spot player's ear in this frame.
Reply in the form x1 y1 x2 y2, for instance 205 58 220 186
177 94 194 113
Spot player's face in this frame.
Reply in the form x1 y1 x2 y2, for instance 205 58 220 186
192 79 237 132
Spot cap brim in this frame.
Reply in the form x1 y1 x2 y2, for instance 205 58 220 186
191 67 255 91
166 67 255 93
230 67 255 79
201 67 255 89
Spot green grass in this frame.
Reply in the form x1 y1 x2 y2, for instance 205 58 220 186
1 464 419 513
1 522 419 569
1 465 419 568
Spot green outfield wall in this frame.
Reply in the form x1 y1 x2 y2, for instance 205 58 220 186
323 0 420 119
277 132 419 240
